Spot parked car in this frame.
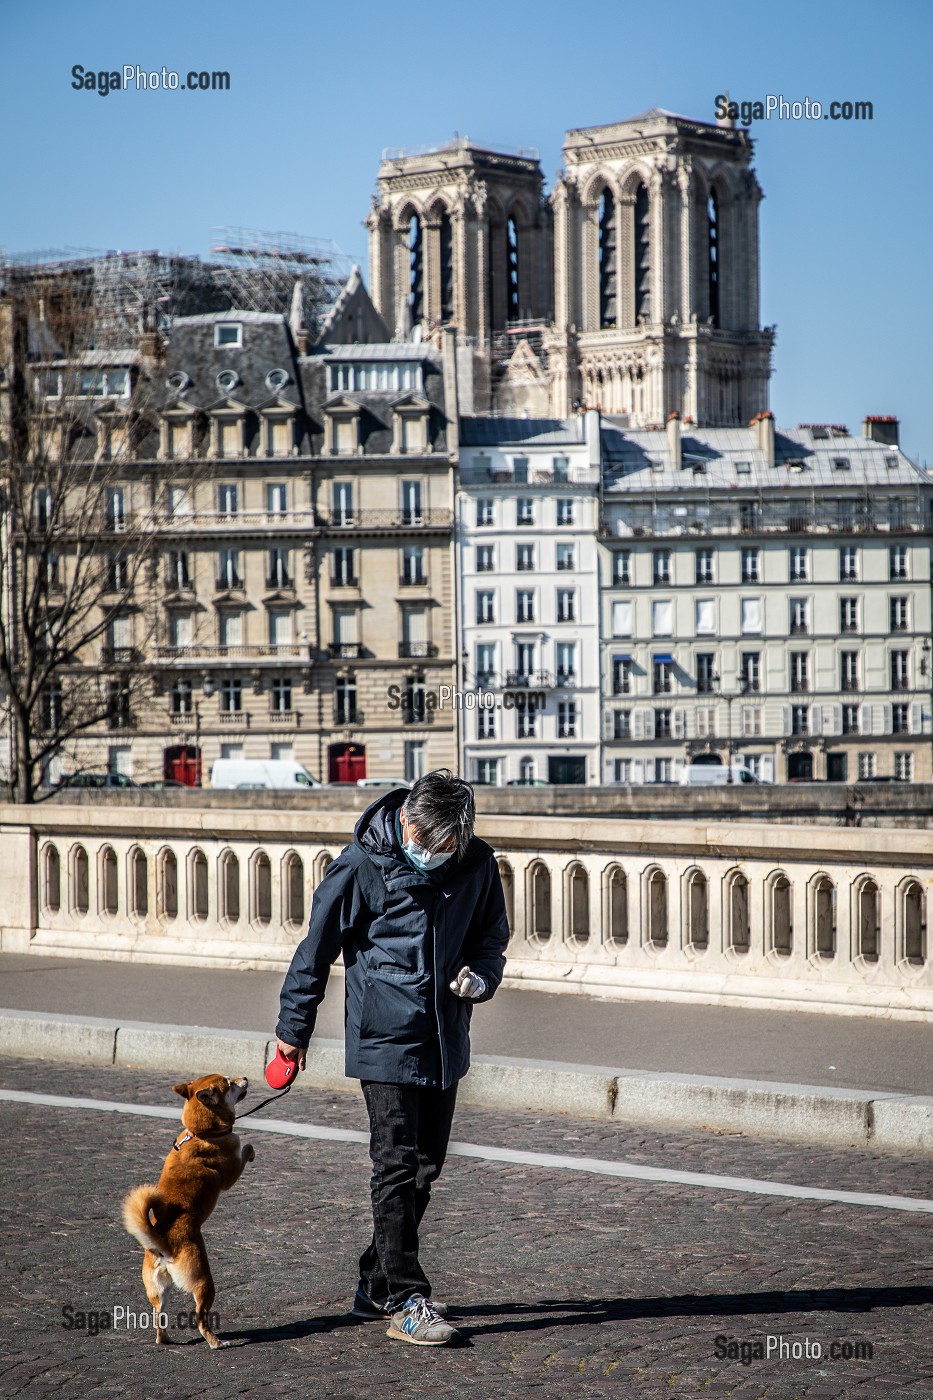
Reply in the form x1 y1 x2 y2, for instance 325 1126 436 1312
356 777 412 789
209 759 322 790
679 763 766 786
139 779 189 790
55 771 138 789
506 778 550 786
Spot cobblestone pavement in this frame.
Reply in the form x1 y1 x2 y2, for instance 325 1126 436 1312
3 1057 932 1399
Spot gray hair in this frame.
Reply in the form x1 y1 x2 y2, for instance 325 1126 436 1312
403 769 476 860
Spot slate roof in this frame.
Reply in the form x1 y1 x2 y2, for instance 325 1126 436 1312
601 420 929 494
460 417 585 447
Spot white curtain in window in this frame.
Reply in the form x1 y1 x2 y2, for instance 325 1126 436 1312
219 613 242 647
333 608 357 644
740 598 762 633
612 600 632 637
269 610 291 646
652 600 673 636
695 599 715 634
404 609 426 643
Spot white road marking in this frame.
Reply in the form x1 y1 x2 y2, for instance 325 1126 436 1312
2 1086 931 1215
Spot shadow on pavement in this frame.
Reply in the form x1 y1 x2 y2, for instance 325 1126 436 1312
457 1285 933 1337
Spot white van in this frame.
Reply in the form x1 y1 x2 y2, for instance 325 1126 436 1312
679 763 765 787
209 759 321 790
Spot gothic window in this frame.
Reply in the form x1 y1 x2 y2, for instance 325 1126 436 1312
634 183 651 322
439 213 454 321
409 215 423 323
506 216 520 322
708 190 720 327
598 188 617 327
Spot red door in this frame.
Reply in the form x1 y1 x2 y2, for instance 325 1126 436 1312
328 743 366 784
164 745 201 787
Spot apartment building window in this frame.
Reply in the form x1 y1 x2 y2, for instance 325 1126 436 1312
171 678 192 715
739 652 760 693
840 546 858 581
476 544 495 572
614 759 632 783
789 598 809 635
894 752 913 782
689 706 711 738
36 487 53 531
652 599 673 636
791 704 809 735
656 758 674 784
516 543 535 571
476 591 495 624
891 651 909 691
742 706 762 737
404 677 427 724
890 545 908 581
217 549 242 590
477 707 496 739
556 588 575 623
695 548 714 585
332 607 359 653
556 499 574 526
169 613 193 649
268 609 291 648
476 757 500 786
892 702 910 735
105 486 126 532
267 548 291 589
476 499 494 527
653 659 673 694
840 597 859 633
516 704 537 739
403 741 426 783
695 599 715 635
271 677 293 713
611 600 632 637
334 676 357 724
476 643 496 685
890 596 909 632
332 481 354 525
613 551 631 585
512 456 529 484
267 483 287 514
168 484 191 518
858 751 876 780
220 678 242 713
106 678 131 730
402 546 426 585
740 598 762 634
614 710 631 739
790 546 808 582
401 481 422 526
790 652 809 693
612 658 633 695
218 611 242 649
842 703 860 735
332 547 356 586
166 551 190 591
558 700 577 739
553 456 570 483
653 549 671 585
654 708 672 739
516 589 535 624
517 498 535 526
107 552 129 591
840 651 859 692
696 653 716 694
556 544 575 571
741 548 759 583
218 483 239 516
556 642 576 685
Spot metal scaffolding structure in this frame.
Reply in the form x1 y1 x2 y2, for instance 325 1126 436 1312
209 226 353 337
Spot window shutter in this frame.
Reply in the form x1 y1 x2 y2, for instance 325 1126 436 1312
860 702 873 735
910 701 926 735
810 704 823 736
632 709 645 740
673 707 686 738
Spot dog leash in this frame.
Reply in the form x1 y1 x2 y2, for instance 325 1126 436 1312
234 1082 293 1121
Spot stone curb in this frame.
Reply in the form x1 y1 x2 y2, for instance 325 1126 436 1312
2 1007 931 1153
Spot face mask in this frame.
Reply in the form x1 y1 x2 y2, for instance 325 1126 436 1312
402 838 452 873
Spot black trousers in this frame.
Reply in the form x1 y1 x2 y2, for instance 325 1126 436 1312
358 1079 458 1312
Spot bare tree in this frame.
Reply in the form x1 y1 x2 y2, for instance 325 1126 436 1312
0 266 179 801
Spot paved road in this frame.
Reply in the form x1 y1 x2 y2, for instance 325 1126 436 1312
2 1056 932 1399
3 952 933 1095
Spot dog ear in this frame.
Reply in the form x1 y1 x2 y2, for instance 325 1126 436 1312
196 1087 219 1108
172 1082 192 1099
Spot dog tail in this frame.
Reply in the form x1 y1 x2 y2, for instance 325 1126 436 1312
121 1185 171 1257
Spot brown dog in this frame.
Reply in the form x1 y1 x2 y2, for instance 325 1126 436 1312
121 1073 255 1348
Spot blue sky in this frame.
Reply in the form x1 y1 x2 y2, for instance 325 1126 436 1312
2 0 931 460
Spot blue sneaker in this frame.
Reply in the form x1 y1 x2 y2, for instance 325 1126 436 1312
353 1284 449 1320
386 1293 457 1346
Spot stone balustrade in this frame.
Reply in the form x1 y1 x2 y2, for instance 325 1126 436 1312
1 804 930 1020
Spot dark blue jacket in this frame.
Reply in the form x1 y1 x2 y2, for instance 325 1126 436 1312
276 789 510 1089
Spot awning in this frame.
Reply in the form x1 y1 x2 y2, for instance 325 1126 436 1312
653 653 675 664
613 653 633 663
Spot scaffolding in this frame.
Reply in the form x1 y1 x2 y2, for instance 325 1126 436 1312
209 226 353 338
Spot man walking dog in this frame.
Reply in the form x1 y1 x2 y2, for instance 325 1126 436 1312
275 769 510 1346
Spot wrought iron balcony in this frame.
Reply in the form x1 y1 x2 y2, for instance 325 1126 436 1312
399 641 438 659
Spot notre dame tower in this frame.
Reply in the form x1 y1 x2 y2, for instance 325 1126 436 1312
367 110 774 426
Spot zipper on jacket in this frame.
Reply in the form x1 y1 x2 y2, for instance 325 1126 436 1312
432 892 449 1089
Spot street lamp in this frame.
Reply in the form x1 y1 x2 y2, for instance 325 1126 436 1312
711 673 750 782
194 676 215 787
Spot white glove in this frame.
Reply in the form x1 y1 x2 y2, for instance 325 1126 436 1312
449 966 487 999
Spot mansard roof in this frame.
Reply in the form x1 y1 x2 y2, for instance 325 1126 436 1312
460 416 585 447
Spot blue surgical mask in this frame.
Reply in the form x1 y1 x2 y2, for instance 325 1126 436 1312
397 811 452 872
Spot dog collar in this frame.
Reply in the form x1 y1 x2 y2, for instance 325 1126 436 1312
172 1126 234 1152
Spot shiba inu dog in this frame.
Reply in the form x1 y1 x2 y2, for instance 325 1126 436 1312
121 1074 254 1348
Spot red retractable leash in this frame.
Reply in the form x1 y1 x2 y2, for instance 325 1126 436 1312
233 1046 299 1120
